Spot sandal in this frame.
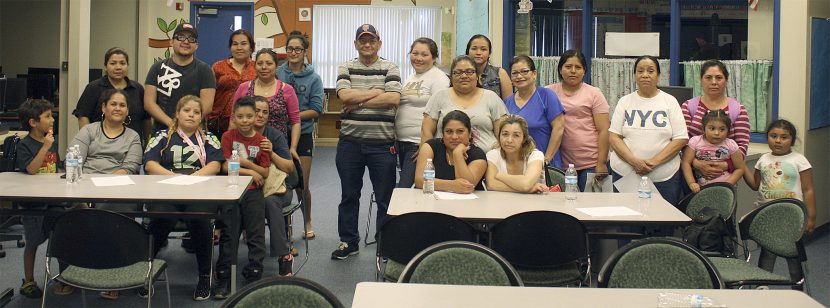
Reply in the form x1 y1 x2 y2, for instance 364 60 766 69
53 282 74 296
302 230 315 240
99 291 119 300
278 254 294 276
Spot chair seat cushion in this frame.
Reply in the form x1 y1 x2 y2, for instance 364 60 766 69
383 259 406 282
517 263 582 287
708 257 790 284
236 285 334 308
59 260 167 290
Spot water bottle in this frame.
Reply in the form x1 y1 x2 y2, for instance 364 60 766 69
564 164 578 200
228 150 240 187
423 158 435 195
638 176 652 199
538 169 548 194
65 147 77 184
73 145 83 180
657 292 721 307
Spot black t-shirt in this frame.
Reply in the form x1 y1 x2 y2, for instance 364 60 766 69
73 76 147 138
145 58 216 130
426 138 485 191
17 135 58 174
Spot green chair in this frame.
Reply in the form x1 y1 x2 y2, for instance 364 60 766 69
545 165 565 188
679 182 738 256
708 198 809 291
221 276 344 308
377 212 478 282
490 211 590 287
598 237 723 289
398 241 523 286
43 208 169 308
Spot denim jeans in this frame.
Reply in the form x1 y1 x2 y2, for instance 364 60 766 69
336 140 397 244
396 141 419 188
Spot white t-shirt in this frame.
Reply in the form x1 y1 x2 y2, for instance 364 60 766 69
486 149 545 174
425 88 507 151
609 90 688 182
754 151 811 204
395 66 450 143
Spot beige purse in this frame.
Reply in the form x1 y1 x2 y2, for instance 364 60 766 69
263 164 287 197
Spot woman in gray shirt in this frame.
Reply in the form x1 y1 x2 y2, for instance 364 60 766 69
73 88 143 175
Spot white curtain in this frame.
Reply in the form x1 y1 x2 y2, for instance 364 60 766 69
532 57 670 113
312 5 442 89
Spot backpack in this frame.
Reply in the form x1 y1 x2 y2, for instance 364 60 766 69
682 206 735 256
686 96 741 124
0 133 20 172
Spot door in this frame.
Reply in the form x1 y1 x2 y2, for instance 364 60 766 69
190 2 254 66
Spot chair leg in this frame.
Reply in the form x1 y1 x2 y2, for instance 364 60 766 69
364 193 376 246
165 270 172 308
81 289 87 308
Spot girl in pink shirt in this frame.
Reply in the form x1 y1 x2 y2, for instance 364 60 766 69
681 110 745 193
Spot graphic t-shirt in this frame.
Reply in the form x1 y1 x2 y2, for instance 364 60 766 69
222 129 271 190
687 135 740 184
145 58 216 130
144 129 223 173
754 152 811 204
16 135 58 174
396 66 450 143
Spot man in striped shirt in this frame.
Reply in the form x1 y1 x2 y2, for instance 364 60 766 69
331 24 402 260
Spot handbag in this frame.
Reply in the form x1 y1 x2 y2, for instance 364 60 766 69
263 164 287 197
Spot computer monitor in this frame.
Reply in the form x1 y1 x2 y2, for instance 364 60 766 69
18 74 56 103
658 86 694 105
89 68 103 81
1 78 27 111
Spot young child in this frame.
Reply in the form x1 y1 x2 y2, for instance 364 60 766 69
744 119 816 235
15 99 73 298
251 96 295 277
213 96 270 299
682 110 745 193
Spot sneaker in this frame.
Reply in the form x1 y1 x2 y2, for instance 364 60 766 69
331 242 359 260
211 278 230 300
193 275 211 301
278 254 294 276
242 266 263 283
19 279 42 298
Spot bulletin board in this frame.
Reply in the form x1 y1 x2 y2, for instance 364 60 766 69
809 17 830 130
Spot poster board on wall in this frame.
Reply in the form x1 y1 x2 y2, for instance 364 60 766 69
605 32 659 57
809 18 830 130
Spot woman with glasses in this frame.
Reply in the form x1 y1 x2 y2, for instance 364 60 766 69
466 34 512 99
209 29 256 136
422 55 507 151
415 110 487 193
395 37 450 189
505 56 565 168
233 48 301 160
276 30 323 240
547 49 610 190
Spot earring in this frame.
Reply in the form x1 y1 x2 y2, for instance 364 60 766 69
101 112 105 121
124 115 132 126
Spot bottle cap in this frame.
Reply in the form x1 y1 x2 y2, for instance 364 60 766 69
568 163 574 167
232 150 238 154
641 176 648 180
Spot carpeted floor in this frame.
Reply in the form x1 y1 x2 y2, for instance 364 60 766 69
0 145 827 307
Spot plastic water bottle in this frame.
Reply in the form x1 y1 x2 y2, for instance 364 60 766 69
657 292 722 307
538 169 548 194
564 164 578 200
73 145 83 180
65 147 77 184
423 158 435 195
638 176 652 199
228 150 240 187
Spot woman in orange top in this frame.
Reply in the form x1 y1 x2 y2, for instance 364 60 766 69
208 29 256 135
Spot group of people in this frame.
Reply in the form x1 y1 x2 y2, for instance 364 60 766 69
12 21 817 302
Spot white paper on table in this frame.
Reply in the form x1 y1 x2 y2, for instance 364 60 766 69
433 191 478 200
157 175 211 186
585 172 614 192
90 176 135 187
576 206 642 217
613 173 662 199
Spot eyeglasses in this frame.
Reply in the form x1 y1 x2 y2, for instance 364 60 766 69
452 70 477 77
510 69 533 78
357 38 378 45
286 46 305 54
173 34 197 43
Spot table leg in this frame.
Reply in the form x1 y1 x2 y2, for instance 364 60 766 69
228 201 241 294
0 288 13 307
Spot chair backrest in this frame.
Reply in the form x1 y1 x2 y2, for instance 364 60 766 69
739 198 806 259
682 182 736 221
47 208 151 269
490 211 588 268
598 237 722 289
398 241 523 286
222 276 344 308
378 212 478 265
545 165 565 188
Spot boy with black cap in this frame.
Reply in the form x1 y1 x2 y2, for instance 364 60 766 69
144 22 216 133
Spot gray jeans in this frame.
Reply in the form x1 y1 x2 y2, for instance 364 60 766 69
265 191 293 257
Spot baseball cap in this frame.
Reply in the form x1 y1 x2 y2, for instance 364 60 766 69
173 22 198 39
355 24 379 40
